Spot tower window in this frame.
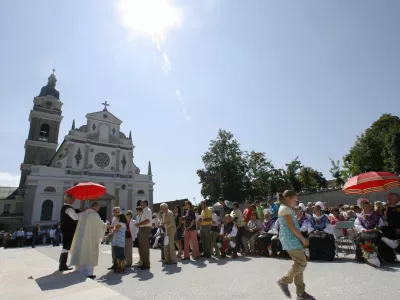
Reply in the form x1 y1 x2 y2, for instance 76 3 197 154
39 124 50 141
137 190 145 195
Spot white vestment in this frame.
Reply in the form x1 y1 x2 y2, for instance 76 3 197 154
70 209 107 272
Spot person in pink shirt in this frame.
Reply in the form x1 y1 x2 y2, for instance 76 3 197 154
243 199 254 224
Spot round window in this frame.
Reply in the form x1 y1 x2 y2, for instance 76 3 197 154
94 152 110 168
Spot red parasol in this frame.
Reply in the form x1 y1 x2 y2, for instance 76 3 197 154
65 182 106 200
343 171 400 195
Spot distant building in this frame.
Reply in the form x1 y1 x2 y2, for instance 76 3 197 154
0 71 155 229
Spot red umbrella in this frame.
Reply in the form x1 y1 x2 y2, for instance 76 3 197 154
65 182 106 200
343 171 400 195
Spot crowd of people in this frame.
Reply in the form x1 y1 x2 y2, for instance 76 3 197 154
0 223 61 248
1 190 399 300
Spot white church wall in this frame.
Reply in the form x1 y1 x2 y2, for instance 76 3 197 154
118 188 128 212
32 181 63 224
119 150 132 173
89 146 116 172
72 144 85 169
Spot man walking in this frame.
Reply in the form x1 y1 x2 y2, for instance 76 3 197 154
135 200 152 270
59 194 79 271
160 203 177 264
199 200 212 258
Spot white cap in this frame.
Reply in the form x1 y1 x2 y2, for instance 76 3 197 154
314 201 325 211
263 209 271 215
298 203 307 212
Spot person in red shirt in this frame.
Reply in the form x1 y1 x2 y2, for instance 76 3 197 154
243 199 254 224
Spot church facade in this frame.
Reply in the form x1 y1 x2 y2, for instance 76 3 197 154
13 71 154 226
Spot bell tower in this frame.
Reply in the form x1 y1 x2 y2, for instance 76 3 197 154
18 70 63 189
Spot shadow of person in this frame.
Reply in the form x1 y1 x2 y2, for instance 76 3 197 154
132 269 154 281
162 264 182 275
189 259 207 268
35 271 86 291
234 256 251 262
96 272 123 286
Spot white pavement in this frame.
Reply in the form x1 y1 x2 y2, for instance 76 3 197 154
1 245 400 300
0 247 130 300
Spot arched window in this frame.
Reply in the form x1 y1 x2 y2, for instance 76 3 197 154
44 186 56 193
137 190 145 195
40 200 53 221
39 124 50 141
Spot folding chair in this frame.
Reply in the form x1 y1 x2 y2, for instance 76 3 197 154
334 221 356 257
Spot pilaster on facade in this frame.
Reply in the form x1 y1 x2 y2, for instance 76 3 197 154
66 142 74 168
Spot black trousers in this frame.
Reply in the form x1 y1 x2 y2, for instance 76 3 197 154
32 235 37 248
235 226 245 252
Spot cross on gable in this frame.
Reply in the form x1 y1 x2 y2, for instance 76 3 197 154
102 101 110 111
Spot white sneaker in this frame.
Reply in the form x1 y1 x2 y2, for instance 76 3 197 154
381 237 399 249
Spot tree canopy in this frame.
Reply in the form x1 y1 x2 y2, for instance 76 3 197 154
330 114 400 186
197 129 327 202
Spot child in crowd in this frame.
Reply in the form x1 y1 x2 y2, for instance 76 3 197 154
276 190 316 300
112 213 127 274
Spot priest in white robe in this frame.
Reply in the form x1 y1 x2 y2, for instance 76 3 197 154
70 202 108 279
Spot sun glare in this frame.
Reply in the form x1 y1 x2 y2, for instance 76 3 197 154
117 0 182 39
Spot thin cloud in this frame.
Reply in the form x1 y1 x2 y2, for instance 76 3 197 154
0 172 20 187
162 52 171 75
175 89 191 121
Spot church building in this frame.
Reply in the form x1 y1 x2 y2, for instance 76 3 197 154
4 71 154 227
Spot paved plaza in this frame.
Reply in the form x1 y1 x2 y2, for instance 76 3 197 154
1 245 399 300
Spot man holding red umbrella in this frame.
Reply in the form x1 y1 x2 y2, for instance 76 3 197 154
59 194 80 271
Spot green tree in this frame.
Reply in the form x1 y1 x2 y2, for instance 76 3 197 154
197 129 248 202
383 123 400 173
343 114 400 176
285 157 303 192
245 151 276 198
329 158 346 187
298 167 327 192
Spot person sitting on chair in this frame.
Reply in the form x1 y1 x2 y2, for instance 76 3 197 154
354 199 392 267
256 209 277 256
218 215 238 258
380 193 400 251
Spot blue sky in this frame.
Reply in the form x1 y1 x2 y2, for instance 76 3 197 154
0 1 399 203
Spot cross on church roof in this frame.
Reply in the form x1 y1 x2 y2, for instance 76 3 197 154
102 101 110 111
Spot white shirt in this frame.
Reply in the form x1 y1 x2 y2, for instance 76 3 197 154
16 230 25 237
211 213 220 227
64 203 79 221
129 219 138 240
49 229 56 238
354 212 384 233
219 223 237 238
140 207 152 227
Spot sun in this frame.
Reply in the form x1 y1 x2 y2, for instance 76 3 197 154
117 0 182 39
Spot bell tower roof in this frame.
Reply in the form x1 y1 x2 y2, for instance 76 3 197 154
38 69 60 99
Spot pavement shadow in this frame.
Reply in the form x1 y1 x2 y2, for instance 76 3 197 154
35 271 86 291
132 269 154 281
161 264 182 274
380 263 400 272
97 270 131 285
